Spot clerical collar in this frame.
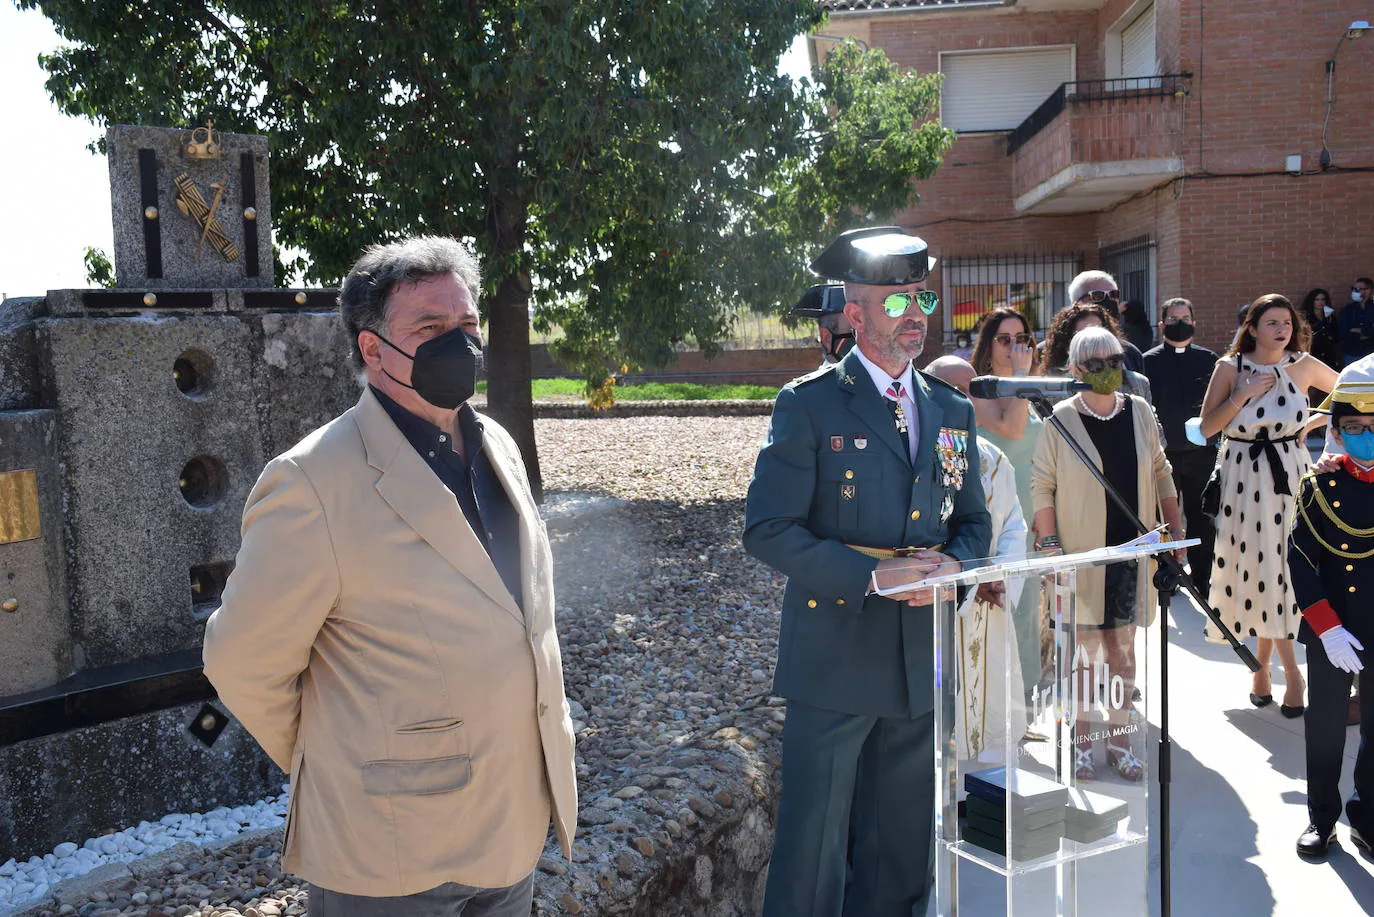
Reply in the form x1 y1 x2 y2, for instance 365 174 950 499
1173 346 1188 354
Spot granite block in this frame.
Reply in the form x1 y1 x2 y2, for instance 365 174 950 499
0 409 72 695
107 124 273 289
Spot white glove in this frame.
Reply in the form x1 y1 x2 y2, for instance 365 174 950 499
1320 626 1365 674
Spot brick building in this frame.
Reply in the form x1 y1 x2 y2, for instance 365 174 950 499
815 0 1374 357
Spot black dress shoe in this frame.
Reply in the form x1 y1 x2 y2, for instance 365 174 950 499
1351 826 1372 855
1281 704 1306 719
1250 693 1273 708
1297 823 1337 858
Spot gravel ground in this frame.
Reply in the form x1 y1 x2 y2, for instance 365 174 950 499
18 414 787 917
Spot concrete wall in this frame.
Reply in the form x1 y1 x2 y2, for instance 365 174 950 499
0 292 355 859
0 701 283 862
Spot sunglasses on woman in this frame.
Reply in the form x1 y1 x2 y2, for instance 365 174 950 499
992 332 1035 346
1077 290 1120 305
882 290 940 317
1079 354 1125 373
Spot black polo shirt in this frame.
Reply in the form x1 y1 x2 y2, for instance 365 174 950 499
371 386 523 610
1141 342 1219 454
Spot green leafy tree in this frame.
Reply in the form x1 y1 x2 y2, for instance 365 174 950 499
82 246 115 287
25 1 951 497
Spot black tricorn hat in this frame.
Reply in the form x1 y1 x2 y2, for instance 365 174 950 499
808 226 936 286
790 283 847 318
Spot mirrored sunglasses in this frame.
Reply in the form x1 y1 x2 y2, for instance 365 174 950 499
1338 422 1374 437
1077 290 1120 305
1079 354 1125 373
993 332 1035 346
883 290 939 317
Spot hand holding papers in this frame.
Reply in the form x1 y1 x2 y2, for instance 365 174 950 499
869 550 961 605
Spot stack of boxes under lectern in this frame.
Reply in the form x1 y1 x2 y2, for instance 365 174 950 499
963 767 1129 861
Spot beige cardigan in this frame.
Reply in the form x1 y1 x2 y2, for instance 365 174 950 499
1030 395 1177 627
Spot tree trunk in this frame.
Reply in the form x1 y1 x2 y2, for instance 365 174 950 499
483 193 542 502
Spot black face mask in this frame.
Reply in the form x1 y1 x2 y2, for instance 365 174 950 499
372 327 483 409
1163 320 1194 343
828 331 855 361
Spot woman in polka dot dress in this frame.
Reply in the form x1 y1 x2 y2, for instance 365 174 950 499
1200 294 1337 715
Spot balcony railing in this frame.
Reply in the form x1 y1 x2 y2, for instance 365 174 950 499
1006 73 1191 155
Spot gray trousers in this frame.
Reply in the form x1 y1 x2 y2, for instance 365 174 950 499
308 873 534 917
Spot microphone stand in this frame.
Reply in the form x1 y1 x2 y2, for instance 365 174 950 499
1027 395 1260 917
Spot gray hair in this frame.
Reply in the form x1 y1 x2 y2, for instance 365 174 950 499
1068 325 1123 368
1068 270 1117 305
337 236 482 368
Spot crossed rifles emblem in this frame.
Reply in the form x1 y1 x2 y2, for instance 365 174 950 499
173 171 240 263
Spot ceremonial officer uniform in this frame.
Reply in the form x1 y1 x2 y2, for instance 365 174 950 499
744 227 992 916
1290 372 1374 858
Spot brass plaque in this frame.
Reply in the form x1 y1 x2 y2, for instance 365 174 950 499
0 470 42 544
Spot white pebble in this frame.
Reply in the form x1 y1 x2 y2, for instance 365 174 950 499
0 789 292 915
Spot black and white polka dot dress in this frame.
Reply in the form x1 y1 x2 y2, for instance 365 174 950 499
1205 353 1310 642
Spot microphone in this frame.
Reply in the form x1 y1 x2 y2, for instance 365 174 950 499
968 376 1090 399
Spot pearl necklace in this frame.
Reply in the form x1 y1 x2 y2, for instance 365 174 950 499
1076 391 1124 421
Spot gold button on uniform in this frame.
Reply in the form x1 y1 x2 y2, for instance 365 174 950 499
845 470 854 479
1350 586 1358 594
1343 543 1351 550
1348 564 1355 572
911 509 921 520
807 599 817 608
1334 500 1342 508
836 598 846 606
1329 480 1337 487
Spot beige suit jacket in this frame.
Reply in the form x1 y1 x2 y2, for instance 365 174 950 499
203 388 576 896
1030 394 1177 627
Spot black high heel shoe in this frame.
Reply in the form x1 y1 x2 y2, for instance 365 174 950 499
1250 692 1274 708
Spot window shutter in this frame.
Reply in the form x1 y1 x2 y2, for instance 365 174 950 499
1121 4 1157 78
941 48 1075 133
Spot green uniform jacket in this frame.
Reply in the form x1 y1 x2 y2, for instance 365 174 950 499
743 347 993 718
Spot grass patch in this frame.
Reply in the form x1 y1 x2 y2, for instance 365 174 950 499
476 379 777 401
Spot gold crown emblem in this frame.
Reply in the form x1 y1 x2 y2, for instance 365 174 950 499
181 120 222 160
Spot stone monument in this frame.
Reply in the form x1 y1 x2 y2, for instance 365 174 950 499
0 123 356 861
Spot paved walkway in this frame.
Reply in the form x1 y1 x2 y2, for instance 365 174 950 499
934 589 1374 915
1149 589 1374 915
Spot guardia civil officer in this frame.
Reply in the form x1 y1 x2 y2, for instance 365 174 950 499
791 282 855 369
744 227 992 916
1290 366 1374 859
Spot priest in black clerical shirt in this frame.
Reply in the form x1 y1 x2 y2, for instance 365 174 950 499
1142 296 1219 595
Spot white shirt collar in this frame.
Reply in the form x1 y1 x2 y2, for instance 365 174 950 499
853 346 914 403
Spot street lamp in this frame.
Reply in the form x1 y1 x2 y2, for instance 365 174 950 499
1321 20 1371 169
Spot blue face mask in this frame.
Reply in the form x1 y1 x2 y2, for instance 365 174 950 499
1344 429 1374 463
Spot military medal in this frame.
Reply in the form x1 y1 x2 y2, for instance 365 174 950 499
831 436 845 452
854 435 868 450
936 427 970 523
894 404 909 436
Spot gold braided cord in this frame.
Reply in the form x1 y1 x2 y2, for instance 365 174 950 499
1311 483 1374 537
1296 494 1374 559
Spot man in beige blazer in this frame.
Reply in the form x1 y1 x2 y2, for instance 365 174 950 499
203 236 576 916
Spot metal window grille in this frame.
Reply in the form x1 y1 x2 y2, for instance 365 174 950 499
1099 235 1156 322
943 253 1084 340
